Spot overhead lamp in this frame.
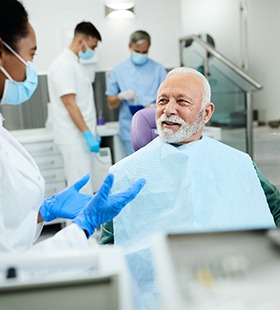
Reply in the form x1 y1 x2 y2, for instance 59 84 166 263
105 1 135 19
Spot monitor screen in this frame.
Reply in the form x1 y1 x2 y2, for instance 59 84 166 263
0 274 119 310
165 229 280 308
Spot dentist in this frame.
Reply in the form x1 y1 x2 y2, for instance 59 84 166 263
0 0 145 253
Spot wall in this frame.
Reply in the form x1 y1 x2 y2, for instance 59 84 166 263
247 0 280 122
20 0 280 123
180 0 242 65
22 0 182 73
180 0 280 122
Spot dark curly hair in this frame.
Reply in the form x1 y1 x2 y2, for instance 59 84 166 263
0 0 29 52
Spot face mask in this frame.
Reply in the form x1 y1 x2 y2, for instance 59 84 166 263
0 42 38 105
131 51 148 66
79 47 95 60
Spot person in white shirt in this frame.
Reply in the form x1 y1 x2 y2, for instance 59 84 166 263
48 21 102 194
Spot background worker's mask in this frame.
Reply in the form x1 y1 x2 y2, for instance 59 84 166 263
79 42 95 60
131 51 148 66
79 48 95 60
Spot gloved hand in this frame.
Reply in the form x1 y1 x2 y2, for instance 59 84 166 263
73 174 146 238
118 89 137 101
83 130 101 152
39 174 93 222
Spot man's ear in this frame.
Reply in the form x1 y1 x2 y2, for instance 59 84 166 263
75 34 85 48
77 36 83 45
203 103 215 124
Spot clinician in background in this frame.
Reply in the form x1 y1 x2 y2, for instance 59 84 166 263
106 30 167 155
48 21 102 194
0 0 146 253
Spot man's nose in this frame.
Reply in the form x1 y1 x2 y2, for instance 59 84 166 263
163 99 178 116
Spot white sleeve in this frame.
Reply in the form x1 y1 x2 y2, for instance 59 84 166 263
50 61 77 97
25 224 99 280
31 224 89 252
33 222 44 243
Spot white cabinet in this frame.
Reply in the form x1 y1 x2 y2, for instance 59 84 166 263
9 124 121 195
10 128 66 198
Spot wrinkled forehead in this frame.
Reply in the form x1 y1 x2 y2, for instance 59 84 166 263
130 40 150 52
157 74 204 99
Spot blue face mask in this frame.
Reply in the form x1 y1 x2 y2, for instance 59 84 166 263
0 42 38 105
131 51 148 66
79 48 95 60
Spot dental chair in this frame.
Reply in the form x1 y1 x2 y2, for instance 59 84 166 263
130 107 158 151
130 107 222 150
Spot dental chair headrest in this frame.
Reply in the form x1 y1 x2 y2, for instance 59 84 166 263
131 107 158 151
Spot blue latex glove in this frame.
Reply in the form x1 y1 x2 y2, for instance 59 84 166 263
73 174 146 238
39 174 93 222
83 130 101 152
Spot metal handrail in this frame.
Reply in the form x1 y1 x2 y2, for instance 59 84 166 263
179 35 263 90
179 34 263 158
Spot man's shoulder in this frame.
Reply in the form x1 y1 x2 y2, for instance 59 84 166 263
112 58 132 71
49 50 73 70
111 138 162 170
147 58 164 66
203 135 250 159
145 58 165 70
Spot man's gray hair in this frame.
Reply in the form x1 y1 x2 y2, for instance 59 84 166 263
167 67 211 108
129 30 151 46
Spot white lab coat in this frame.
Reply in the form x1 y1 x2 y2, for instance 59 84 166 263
0 114 89 253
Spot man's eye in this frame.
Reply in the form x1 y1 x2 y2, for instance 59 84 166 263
177 99 191 106
157 99 168 105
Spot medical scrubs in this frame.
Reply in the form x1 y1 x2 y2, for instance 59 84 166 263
48 48 98 194
105 58 166 154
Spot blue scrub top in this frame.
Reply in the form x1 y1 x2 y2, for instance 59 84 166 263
106 58 167 142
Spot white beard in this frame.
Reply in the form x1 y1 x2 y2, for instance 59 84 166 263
156 110 204 144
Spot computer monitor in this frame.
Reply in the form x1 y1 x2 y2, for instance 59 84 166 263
153 229 280 310
0 247 132 310
0 274 119 310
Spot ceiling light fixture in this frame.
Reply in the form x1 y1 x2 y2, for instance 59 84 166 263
105 1 135 19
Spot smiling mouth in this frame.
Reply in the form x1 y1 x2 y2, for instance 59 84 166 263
162 121 181 126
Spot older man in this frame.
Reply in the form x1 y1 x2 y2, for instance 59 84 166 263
100 67 279 309
106 30 167 155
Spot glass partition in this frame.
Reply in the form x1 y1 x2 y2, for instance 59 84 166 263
180 39 253 152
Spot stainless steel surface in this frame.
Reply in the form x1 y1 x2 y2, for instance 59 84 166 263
246 91 253 158
240 0 249 71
